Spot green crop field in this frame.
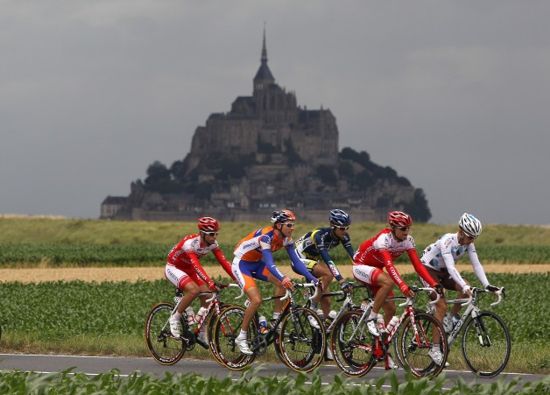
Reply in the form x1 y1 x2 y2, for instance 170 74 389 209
0 369 548 395
1 217 549 265
0 273 548 373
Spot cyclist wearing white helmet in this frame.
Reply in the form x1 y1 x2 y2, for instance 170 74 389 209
420 213 503 340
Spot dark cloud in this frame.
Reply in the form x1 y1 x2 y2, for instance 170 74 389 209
1 1 549 224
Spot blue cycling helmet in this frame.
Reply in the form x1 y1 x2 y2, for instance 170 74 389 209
329 209 351 227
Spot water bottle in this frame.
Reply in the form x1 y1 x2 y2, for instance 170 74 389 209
185 306 195 326
258 315 269 334
360 300 371 311
376 313 386 333
327 310 337 322
385 316 400 334
194 307 208 325
174 295 182 306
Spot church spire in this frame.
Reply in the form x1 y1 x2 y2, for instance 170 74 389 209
254 24 275 84
261 23 268 63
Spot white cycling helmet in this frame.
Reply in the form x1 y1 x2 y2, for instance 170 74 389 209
458 213 482 238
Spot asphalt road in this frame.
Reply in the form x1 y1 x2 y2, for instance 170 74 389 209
0 353 544 390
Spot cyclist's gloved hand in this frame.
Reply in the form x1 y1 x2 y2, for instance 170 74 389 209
207 280 218 292
462 284 472 296
399 283 414 298
340 281 353 293
434 284 444 296
281 276 294 290
485 284 501 293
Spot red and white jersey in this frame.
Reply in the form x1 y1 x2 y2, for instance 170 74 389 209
353 228 436 288
353 229 415 267
167 233 234 283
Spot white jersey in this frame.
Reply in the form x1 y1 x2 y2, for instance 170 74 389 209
420 232 489 289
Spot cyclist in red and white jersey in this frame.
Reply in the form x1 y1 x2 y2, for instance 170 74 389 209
232 209 319 355
352 211 439 339
165 217 235 339
420 213 503 334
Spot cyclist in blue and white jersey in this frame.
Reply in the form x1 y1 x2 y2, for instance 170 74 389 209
294 209 355 319
420 213 503 339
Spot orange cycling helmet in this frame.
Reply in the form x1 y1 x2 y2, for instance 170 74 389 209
197 217 220 232
388 211 412 228
270 209 296 224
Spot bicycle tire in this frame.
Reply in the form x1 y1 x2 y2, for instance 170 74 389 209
276 307 326 372
461 311 511 377
397 311 448 378
331 309 376 377
144 302 186 365
209 305 256 370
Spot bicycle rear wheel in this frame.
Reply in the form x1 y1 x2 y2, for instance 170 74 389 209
210 305 256 370
397 312 448 378
331 309 376 376
461 311 511 377
144 302 186 365
276 307 325 372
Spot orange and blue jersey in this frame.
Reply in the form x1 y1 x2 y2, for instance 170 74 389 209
233 226 318 286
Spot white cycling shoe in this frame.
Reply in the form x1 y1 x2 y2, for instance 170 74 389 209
169 315 182 338
307 314 321 330
235 336 254 355
428 348 444 366
366 319 380 337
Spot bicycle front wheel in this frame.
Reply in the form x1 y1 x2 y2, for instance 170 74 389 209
397 312 448 378
277 307 326 372
144 302 186 365
331 309 376 377
210 305 256 370
461 311 511 377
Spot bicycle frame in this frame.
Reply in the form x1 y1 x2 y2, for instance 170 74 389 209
251 283 318 354
445 287 504 347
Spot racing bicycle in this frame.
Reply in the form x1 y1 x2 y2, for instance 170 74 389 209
144 283 242 365
209 282 325 372
332 286 448 378
436 287 510 377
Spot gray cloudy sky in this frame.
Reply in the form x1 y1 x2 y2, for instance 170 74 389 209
1 1 549 225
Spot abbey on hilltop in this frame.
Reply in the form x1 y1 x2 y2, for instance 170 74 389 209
101 31 431 222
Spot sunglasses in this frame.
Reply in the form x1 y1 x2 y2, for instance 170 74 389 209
335 226 349 231
396 226 410 232
283 223 295 228
463 233 476 240
202 231 219 236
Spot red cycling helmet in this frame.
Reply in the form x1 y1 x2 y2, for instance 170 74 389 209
387 211 413 228
197 217 220 232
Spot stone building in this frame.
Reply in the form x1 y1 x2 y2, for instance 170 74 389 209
101 30 431 223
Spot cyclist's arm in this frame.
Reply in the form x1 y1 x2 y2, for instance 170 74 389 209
287 244 319 284
380 249 408 291
407 249 437 287
468 244 490 288
340 232 355 260
314 231 343 281
259 237 285 281
441 251 468 290
188 251 214 286
212 248 236 281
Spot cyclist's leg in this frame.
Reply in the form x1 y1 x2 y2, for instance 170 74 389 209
311 263 334 317
421 267 448 323
232 258 264 354
165 264 200 315
264 268 286 320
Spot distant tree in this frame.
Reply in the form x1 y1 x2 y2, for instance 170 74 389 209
144 161 172 191
316 165 337 186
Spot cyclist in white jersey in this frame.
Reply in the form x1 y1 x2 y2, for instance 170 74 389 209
420 213 503 334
